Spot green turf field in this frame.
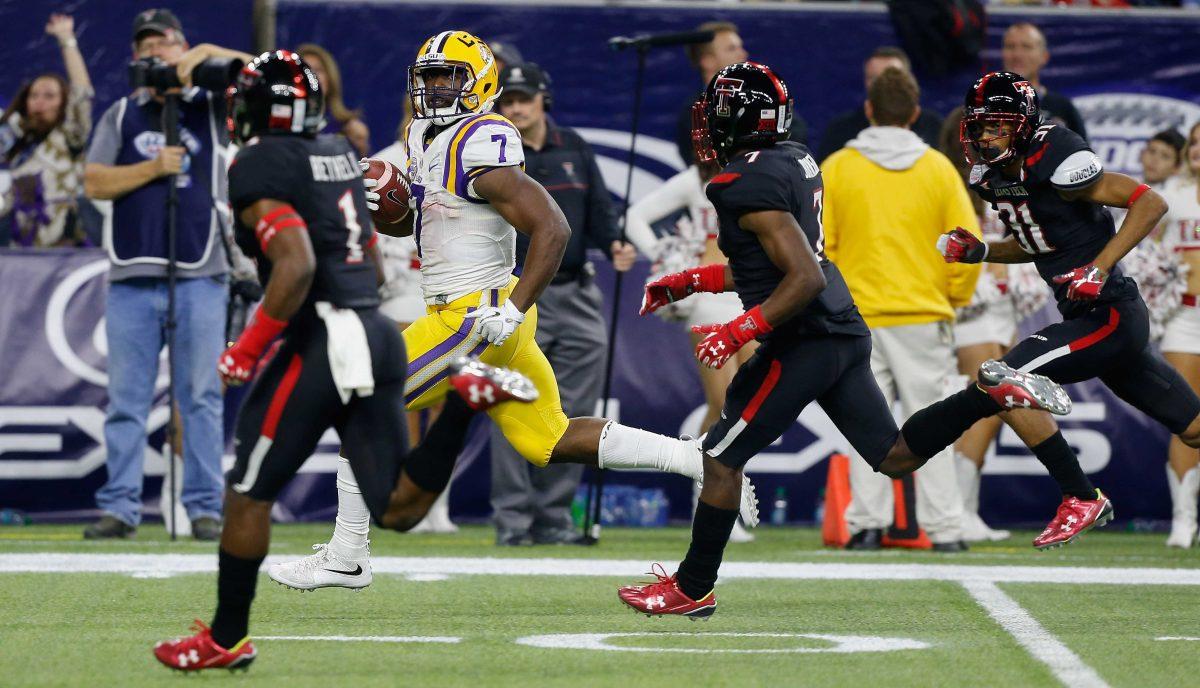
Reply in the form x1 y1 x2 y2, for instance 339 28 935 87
2 524 1198 687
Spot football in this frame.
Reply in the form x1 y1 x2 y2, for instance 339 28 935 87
361 157 411 225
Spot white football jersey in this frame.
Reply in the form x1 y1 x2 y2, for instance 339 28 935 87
401 112 525 302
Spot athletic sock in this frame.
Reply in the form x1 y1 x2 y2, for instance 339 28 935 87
329 457 370 560
405 394 474 493
210 548 265 649
675 501 739 601
901 385 1002 459
597 422 702 480
1032 431 1094 500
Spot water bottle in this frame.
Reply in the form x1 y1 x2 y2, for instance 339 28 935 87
771 487 789 526
813 487 826 525
0 508 30 525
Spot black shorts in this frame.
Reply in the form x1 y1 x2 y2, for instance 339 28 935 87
702 333 900 470
1003 297 1200 435
225 309 408 521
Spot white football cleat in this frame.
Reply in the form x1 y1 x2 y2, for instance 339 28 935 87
268 543 373 591
692 481 755 541
961 510 1011 542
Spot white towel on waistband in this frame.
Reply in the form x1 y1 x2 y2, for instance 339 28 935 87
315 301 375 404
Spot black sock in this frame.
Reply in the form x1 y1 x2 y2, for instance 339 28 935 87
675 501 738 601
404 394 476 493
901 384 1002 459
210 548 265 649
1032 431 1094 500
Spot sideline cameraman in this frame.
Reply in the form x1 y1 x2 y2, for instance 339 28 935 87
82 9 252 540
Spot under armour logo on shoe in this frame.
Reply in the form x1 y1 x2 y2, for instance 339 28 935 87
468 383 496 406
177 649 200 667
1005 395 1031 409
644 595 666 609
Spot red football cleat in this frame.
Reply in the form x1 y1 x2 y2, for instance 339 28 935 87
447 356 538 411
977 360 1072 415
153 620 256 672
1033 490 1114 550
617 563 716 619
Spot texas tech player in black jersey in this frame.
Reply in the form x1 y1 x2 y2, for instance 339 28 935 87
617 63 1069 619
154 51 411 673
914 72 1200 550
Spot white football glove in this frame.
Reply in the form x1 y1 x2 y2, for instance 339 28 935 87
466 299 525 346
358 160 382 212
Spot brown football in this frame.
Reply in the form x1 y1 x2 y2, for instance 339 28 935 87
361 157 411 225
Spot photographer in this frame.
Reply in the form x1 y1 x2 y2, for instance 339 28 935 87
82 9 251 540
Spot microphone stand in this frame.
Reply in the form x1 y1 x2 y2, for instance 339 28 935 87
163 93 180 541
582 42 650 545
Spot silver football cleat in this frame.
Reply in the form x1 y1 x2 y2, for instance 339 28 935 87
449 356 539 403
978 359 1072 416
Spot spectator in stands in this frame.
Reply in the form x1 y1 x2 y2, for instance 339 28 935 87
81 9 252 540
821 67 980 552
1157 121 1200 547
1141 129 1186 189
297 44 369 156
816 47 941 162
0 13 93 247
1001 22 1088 139
675 21 807 164
493 63 636 546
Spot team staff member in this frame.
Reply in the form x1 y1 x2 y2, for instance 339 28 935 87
492 63 636 546
1001 22 1087 140
675 21 807 165
822 67 981 552
82 9 253 541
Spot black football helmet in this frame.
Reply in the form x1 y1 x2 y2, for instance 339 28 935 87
693 62 792 165
227 50 324 144
960 71 1041 167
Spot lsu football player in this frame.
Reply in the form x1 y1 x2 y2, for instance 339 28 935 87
268 31 760 591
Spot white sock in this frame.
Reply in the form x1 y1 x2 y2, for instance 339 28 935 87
955 452 981 515
597 422 702 481
329 457 370 560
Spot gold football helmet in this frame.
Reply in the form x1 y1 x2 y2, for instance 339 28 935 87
409 30 499 125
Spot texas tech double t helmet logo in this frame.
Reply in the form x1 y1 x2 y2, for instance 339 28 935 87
693 62 792 165
960 71 1042 167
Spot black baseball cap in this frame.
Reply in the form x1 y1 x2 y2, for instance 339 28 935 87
132 8 184 42
500 63 548 97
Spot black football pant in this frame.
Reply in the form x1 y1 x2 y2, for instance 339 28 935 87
702 333 900 470
225 309 408 523
1004 296 1200 435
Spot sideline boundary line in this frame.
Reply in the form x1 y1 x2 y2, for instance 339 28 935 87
2 553 1200 586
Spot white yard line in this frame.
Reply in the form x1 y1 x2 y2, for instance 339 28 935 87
2 553 1199 586
257 635 460 644
962 580 1110 688
1155 636 1200 641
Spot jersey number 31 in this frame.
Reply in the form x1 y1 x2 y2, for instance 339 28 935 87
996 200 1054 254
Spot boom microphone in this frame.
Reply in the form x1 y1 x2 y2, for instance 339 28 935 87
608 30 716 51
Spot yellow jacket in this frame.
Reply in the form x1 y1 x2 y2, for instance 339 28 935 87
821 129 981 329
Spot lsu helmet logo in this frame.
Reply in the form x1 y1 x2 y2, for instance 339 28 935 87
713 77 744 118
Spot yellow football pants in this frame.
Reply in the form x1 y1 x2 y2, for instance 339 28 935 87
401 277 568 467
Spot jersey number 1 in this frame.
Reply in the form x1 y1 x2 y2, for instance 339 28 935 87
337 189 365 263
996 200 1053 254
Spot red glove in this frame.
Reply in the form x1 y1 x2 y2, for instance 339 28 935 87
1053 264 1108 301
641 264 726 315
936 227 987 263
691 305 772 369
218 309 287 386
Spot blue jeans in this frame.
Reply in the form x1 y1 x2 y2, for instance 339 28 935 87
98 276 228 526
